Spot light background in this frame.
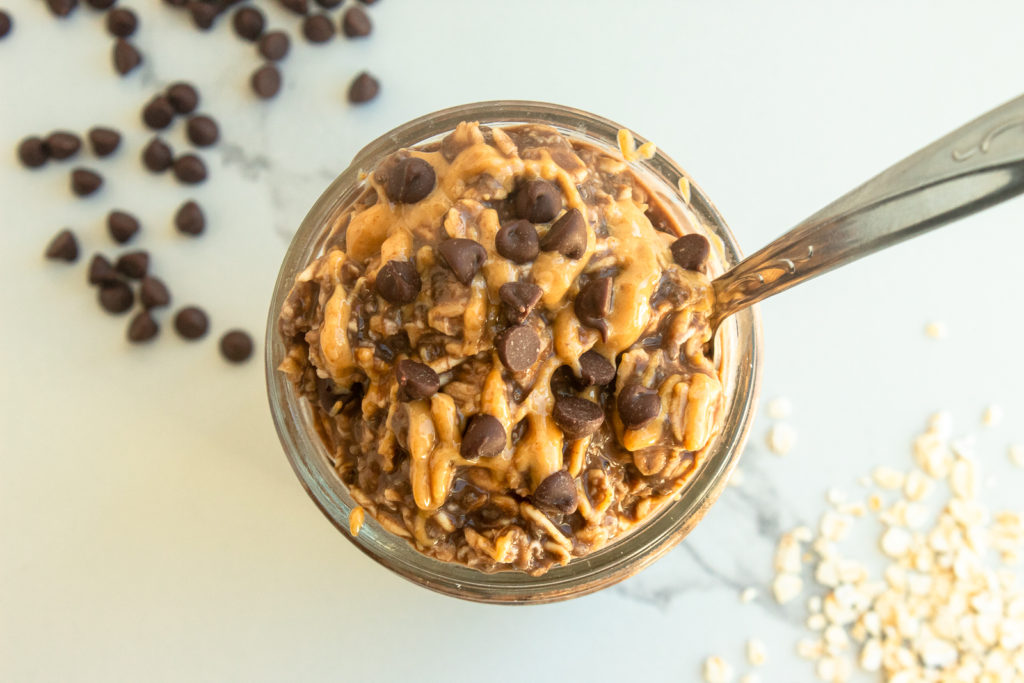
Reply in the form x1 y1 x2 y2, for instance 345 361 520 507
2 1 1023 680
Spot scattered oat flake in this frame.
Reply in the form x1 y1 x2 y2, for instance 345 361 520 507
872 466 905 490
766 396 792 419
982 404 1004 427
772 573 803 604
767 423 797 456
702 656 734 683
1009 444 1024 468
678 176 692 203
925 321 947 339
746 639 767 667
740 587 758 603
729 467 745 487
738 675 759 683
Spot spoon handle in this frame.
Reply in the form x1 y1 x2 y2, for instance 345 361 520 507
711 93 1024 328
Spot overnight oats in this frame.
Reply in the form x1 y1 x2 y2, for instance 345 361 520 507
276 119 727 576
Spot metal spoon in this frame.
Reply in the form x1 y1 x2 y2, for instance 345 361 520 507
710 93 1024 334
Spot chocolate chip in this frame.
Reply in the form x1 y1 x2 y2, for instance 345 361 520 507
45 132 81 160
251 64 281 99
514 179 561 223
232 6 264 41
127 311 158 343
142 95 175 130
395 359 439 401
174 200 205 235
88 254 119 284
279 0 307 14
0 11 11 39
99 281 134 314
44 229 78 262
71 168 103 196
495 220 539 264
341 6 371 37
174 306 208 339
578 349 615 386
46 0 77 18
17 137 49 168
617 384 661 429
552 396 604 439
314 0 343 6
185 115 219 147
357 0 378 4
106 8 137 37
220 330 253 363
531 470 578 514
166 82 199 114
348 71 379 103
163 0 187 5
85 0 115 8
385 157 434 203
540 208 587 259
437 238 486 285
460 414 505 460
187 1 218 29
140 276 171 308
499 281 542 323
670 233 710 273
112 39 142 75
495 324 540 372
115 250 148 279
302 13 334 43
173 154 207 184
88 127 121 157
574 277 612 335
375 260 420 304
108 210 140 244
142 137 173 172
258 31 289 61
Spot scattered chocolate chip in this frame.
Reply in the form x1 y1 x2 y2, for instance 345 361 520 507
395 359 439 401
670 233 710 273
495 219 539 264
71 168 103 196
385 157 435 203
495 324 540 372
302 13 334 43
142 95 175 130
0 11 11 39
140 276 171 308
578 349 615 386
46 0 77 18
185 115 219 147
45 131 81 160
88 254 119 284
374 260 420 304
187 1 218 29
553 396 604 439
108 210 140 244
44 229 78 262
106 7 137 37
258 30 289 61
251 63 281 99
357 0 378 4
174 200 205 235
314 0 342 6
115 250 149 279
142 137 173 172
574 276 612 335
166 82 199 114
348 71 379 103
85 0 116 8
88 127 121 157
112 39 142 75
531 470 578 514
173 154 207 184
278 0 307 15
232 6 264 41
499 281 542 323
460 414 505 460
18 137 49 168
174 306 208 339
99 281 134 314
127 311 158 343
514 179 561 223
163 0 186 5
617 384 661 429
220 330 253 362
437 238 486 285
540 208 587 259
341 6 371 37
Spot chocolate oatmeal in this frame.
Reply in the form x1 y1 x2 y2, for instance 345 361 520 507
277 121 724 575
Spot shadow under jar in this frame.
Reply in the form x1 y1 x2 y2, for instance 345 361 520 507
266 101 763 604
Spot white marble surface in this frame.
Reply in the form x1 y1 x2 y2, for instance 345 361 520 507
3 1 1024 680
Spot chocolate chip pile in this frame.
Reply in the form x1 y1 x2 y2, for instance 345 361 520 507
278 121 725 574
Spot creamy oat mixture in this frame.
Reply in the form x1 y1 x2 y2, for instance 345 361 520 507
278 121 724 574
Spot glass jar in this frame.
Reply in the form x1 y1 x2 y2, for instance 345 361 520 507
265 100 763 604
